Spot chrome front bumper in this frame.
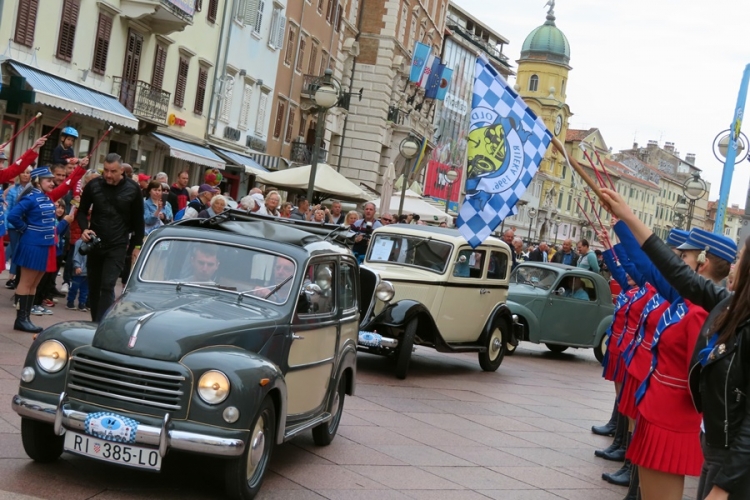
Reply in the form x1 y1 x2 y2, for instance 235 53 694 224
12 393 245 458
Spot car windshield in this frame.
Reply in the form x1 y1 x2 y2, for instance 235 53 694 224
510 266 558 290
367 234 452 273
139 238 297 303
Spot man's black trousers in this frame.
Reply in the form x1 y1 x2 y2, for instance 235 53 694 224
86 245 127 322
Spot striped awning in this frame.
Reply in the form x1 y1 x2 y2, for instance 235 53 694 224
7 61 139 130
153 133 226 170
246 152 288 171
212 147 269 176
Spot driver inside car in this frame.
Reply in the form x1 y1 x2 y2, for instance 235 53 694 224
185 247 220 282
564 277 590 301
250 256 295 302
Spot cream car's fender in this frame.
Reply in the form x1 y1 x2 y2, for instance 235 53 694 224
480 304 519 346
362 299 445 347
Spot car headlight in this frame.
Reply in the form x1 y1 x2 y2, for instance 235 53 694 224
36 340 68 373
375 280 395 302
197 370 230 405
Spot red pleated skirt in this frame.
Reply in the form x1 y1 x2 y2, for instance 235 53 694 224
603 350 620 382
628 416 703 476
619 374 640 419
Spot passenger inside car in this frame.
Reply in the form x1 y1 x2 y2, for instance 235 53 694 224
562 276 591 301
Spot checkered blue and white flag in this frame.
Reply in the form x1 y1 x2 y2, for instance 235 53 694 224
457 55 552 248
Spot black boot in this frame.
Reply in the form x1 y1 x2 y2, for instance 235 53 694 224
623 463 639 499
592 399 618 436
14 295 42 333
596 412 625 458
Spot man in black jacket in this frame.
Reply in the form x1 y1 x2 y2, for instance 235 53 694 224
78 153 145 322
551 238 578 266
527 241 549 262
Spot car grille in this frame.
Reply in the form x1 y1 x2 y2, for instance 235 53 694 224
67 355 186 411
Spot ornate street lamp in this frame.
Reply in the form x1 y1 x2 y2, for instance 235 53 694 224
444 167 459 215
306 70 342 202
553 215 562 245
397 136 421 217
681 172 707 230
527 207 537 243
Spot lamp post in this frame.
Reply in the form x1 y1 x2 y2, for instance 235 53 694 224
397 136 420 217
527 207 537 244
674 197 689 230
552 215 562 245
444 167 459 214
306 70 342 202
681 172 707 230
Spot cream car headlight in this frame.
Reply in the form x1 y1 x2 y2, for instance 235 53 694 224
375 280 395 302
197 370 230 405
36 340 68 373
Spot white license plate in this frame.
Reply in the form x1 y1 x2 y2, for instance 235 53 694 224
64 431 162 470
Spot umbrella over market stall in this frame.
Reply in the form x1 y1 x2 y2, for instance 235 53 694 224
372 189 451 224
254 163 371 201
379 162 396 215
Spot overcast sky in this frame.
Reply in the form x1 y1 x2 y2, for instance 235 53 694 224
453 0 750 207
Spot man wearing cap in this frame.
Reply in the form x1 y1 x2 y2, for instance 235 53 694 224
137 173 150 194
183 184 219 220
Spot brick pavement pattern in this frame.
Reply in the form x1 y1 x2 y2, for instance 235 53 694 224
0 279 699 499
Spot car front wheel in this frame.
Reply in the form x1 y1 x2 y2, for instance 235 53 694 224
478 321 507 371
225 397 276 500
395 318 417 379
312 373 346 445
21 418 63 463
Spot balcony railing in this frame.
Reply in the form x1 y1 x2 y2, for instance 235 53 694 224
301 74 321 99
290 140 327 164
112 77 171 124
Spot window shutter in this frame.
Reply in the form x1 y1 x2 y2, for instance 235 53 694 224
174 57 189 107
255 92 268 136
317 0 324 13
254 0 265 33
14 0 39 48
219 76 234 122
244 0 259 26
285 107 296 142
273 100 285 138
194 66 208 115
239 84 253 129
325 0 335 23
207 0 219 22
335 5 343 32
296 35 306 72
91 12 112 75
56 0 80 62
308 44 318 75
284 26 296 66
152 44 168 90
267 9 278 48
122 30 143 81
275 16 286 50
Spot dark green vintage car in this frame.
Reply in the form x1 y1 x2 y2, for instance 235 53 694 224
12 211 365 499
506 262 614 362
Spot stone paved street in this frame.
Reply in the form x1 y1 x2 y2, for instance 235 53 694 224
0 280 698 500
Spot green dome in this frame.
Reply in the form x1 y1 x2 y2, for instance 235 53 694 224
520 13 570 66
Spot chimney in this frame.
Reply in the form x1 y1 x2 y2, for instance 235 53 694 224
632 142 638 149
647 140 658 147
664 142 675 153
685 153 696 165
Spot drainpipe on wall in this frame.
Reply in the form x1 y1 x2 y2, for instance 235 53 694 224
334 0 364 172
207 0 235 139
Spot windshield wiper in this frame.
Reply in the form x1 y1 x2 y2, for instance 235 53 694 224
264 275 293 299
175 281 237 292
236 275 294 304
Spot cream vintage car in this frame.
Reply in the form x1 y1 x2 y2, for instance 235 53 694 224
357 224 522 379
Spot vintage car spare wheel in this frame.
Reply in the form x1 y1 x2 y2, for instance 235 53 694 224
21 418 63 463
395 319 417 379
478 321 507 371
312 373 347 445
225 397 276 500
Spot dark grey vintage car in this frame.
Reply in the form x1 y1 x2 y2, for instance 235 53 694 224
11 211 374 499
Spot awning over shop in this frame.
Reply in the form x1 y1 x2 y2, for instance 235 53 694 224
153 133 226 170
7 61 139 130
213 147 269 176
254 163 371 201
372 189 451 223
246 152 287 170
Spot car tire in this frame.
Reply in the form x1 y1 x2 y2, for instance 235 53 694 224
21 418 63 463
225 397 276 500
594 335 607 365
478 321 507 371
545 343 569 354
395 318 417 380
505 342 517 356
312 373 346 446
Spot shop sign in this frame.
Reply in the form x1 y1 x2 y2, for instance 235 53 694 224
168 114 187 127
223 126 241 142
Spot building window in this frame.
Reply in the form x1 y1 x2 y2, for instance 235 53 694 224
317 0 325 14
268 8 286 50
557 191 563 209
219 74 235 122
255 91 269 137
335 4 343 32
296 34 307 73
239 83 253 130
123 29 143 85
566 194 572 212
398 5 408 44
174 57 189 108
308 41 319 74
319 51 329 77
528 74 539 92
207 0 219 22
285 106 296 143
561 78 566 95
152 44 168 90
273 99 286 139
194 66 209 115
284 24 297 66
14 0 39 48
325 0 336 23
409 18 417 47
253 0 265 33
298 115 307 138
91 12 113 75
56 0 80 62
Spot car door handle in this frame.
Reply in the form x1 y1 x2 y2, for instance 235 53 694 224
292 334 305 340
479 289 490 295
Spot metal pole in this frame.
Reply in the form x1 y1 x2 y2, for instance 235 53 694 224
714 64 750 234
397 159 410 218
444 181 452 214
307 107 327 202
527 217 533 243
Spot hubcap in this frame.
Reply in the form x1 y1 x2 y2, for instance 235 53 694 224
246 416 265 479
489 329 503 360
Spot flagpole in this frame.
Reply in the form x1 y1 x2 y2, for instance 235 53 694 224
551 136 604 201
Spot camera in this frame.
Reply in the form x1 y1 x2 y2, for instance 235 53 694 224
79 235 102 255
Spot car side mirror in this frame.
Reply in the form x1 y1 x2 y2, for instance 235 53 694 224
554 287 565 295
303 283 322 296
457 255 467 264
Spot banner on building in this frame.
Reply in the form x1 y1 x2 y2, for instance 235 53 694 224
419 55 438 88
425 64 446 100
409 42 431 83
424 160 463 212
457 55 552 248
435 68 453 101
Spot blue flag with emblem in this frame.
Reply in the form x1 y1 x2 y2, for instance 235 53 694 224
409 42 431 83
425 63 445 99
457 55 552 248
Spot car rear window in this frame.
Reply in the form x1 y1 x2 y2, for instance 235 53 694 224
139 238 296 303
367 234 452 273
